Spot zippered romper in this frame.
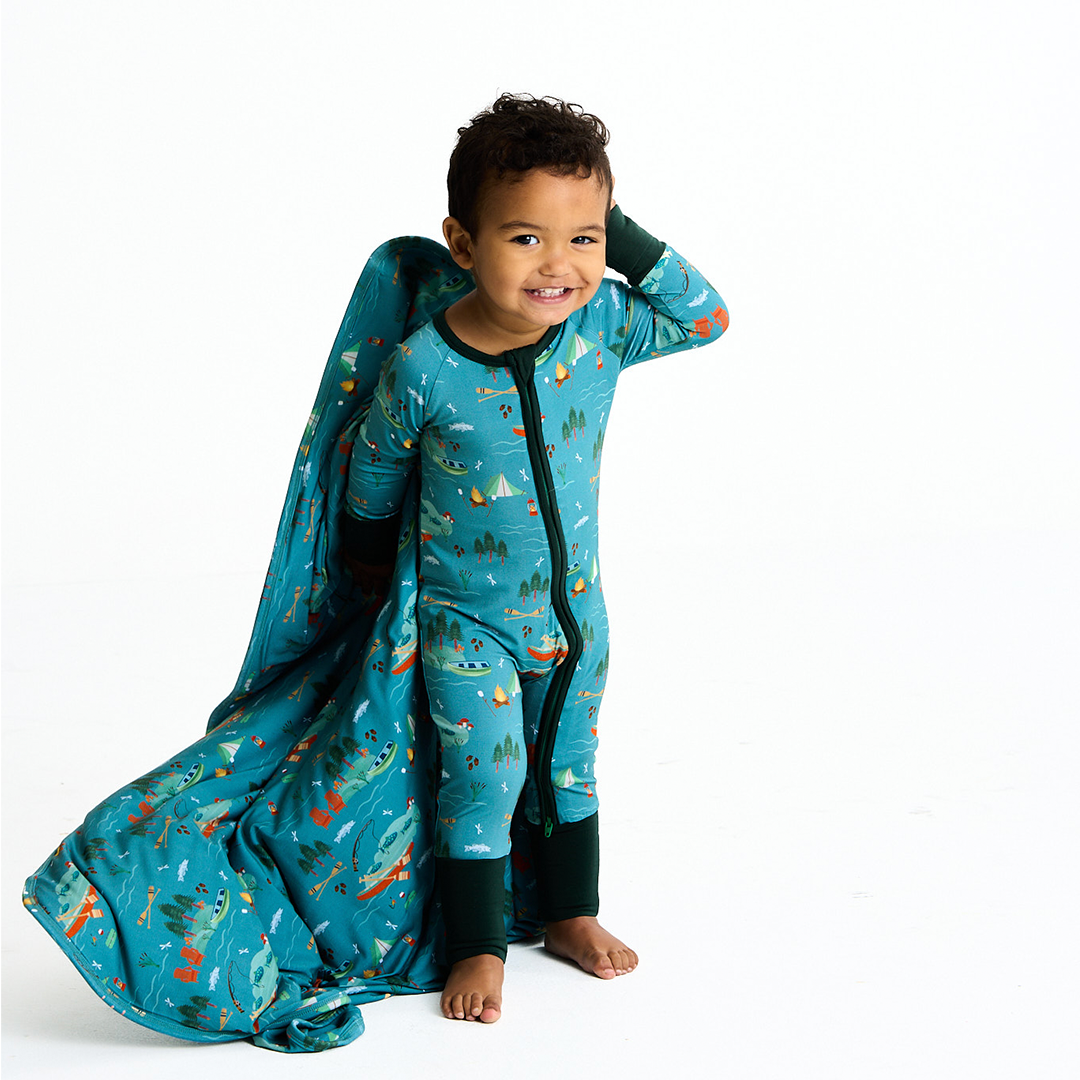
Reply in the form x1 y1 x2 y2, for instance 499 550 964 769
345 208 728 961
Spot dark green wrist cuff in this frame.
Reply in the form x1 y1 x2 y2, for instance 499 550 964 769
605 205 666 286
341 510 401 564
527 813 600 921
437 856 508 965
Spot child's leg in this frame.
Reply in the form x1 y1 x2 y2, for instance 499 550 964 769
437 855 508 965
528 813 600 920
529 815 638 978
437 855 507 1022
524 589 638 978
423 641 526 1021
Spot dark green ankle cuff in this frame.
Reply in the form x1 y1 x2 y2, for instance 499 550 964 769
527 813 600 921
437 856 508 965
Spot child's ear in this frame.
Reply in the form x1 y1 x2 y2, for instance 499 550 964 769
442 217 475 269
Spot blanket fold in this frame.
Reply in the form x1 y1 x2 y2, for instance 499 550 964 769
24 237 542 1052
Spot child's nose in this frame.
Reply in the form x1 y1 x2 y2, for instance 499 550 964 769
539 248 572 276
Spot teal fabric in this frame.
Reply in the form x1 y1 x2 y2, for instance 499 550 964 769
347 234 729 861
23 229 728 1051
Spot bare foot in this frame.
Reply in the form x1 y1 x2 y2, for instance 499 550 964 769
543 916 639 980
440 953 504 1022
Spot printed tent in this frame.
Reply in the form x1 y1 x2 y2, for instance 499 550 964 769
482 473 525 500
23 238 543 1053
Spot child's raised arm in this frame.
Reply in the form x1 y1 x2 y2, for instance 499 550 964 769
596 204 729 370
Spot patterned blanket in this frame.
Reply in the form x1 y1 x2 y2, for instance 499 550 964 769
23 238 542 1052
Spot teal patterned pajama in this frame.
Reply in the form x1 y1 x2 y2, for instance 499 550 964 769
347 214 727 865
22 213 727 1050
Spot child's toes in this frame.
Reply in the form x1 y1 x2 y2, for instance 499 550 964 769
592 951 617 979
605 948 635 975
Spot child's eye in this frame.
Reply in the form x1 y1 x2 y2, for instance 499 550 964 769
572 235 598 245
511 235 539 246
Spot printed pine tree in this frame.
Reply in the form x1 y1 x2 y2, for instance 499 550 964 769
325 734 363 779
449 618 463 649
84 836 108 861
177 994 212 1029
595 646 610 685
159 894 197 937
565 407 586 443
253 840 276 871
474 532 509 564
129 769 172 800
297 840 333 876
530 570 542 599
434 609 449 648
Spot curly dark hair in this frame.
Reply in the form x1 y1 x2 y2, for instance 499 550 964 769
447 93 613 236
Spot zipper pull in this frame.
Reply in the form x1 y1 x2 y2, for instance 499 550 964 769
544 818 554 838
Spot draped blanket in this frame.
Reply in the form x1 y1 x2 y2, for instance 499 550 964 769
23 239 542 1052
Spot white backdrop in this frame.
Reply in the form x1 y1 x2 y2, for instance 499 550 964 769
3 1 1078 1077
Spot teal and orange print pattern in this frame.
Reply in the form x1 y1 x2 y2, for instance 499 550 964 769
24 232 727 1051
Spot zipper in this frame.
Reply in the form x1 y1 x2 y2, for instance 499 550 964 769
508 350 585 837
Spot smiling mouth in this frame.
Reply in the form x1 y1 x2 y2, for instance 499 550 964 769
526 287 572 299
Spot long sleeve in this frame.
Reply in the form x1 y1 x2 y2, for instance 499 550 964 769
597 205 729 372
346 344 426 521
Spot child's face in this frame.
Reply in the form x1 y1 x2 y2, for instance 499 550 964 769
444 169 609 345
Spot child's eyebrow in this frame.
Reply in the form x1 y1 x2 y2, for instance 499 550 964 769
498 220 606 233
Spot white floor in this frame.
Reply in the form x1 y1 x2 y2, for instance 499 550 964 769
4 527 1077 1080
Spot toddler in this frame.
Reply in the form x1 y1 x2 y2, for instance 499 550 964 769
344 93 729 1022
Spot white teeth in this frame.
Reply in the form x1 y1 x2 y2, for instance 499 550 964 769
531 288 569 297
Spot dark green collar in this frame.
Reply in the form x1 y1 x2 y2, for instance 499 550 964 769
433 309 562 366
